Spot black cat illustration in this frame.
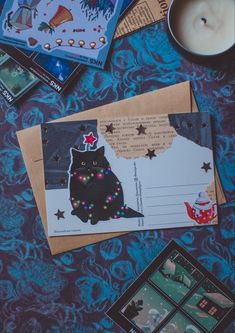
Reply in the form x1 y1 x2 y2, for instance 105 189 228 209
69 146 144 225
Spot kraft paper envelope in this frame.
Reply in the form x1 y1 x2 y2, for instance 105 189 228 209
17 81 226 254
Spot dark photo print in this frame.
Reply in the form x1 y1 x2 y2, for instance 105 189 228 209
150 250 203 303
121 283 173 333
34 53 78 82
0 58 36 96
0 48 8 65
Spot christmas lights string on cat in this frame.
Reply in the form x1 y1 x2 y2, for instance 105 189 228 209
68 131 143 225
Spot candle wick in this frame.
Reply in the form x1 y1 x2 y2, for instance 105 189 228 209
201 17 207 24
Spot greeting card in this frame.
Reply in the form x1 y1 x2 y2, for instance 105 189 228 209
0 0 124 68
0 0 134 93
107 241 234 333
42 112 218 237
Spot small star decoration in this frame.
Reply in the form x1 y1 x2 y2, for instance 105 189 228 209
54 209 65 220
52 154 60 162
79 124 86 132
146 149 156 160
42 138 49 145
83 132 97 146
201 162 212 173
42 126 48 132
136 124 146 135
60 178 66 186
105 123 115 134
174 124 180 130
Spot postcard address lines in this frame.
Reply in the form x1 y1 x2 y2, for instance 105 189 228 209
144 182 208 226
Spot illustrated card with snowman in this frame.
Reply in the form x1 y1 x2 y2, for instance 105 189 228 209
107 241 234 333
0 0 124 68
41 112 218 237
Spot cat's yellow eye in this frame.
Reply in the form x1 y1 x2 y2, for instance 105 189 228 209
93 161 98 166
81 161 86 166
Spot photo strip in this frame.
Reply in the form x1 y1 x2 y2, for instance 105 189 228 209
107 241 234 333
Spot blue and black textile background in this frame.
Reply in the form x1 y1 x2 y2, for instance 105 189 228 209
0 20 234 333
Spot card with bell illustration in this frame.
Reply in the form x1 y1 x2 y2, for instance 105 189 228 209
41 112 218 237
0 0 124 68
0 0 136 93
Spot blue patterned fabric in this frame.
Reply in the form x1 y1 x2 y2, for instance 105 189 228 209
0 21 234 333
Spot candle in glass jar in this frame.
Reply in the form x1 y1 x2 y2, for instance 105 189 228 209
168 0 235 56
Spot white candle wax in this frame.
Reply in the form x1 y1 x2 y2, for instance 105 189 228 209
171 0 235 55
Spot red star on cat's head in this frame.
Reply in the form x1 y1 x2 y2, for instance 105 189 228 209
83 132 97 146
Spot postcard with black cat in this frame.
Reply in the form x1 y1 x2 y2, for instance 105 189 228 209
41 112 218 237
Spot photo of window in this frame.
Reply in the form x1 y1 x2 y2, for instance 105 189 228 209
183 279 234 332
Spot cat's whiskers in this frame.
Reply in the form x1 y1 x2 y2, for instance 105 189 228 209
92 166 110 170
70 166 111 176
73 167 86 171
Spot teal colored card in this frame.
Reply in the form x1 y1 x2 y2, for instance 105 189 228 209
0 48 38 105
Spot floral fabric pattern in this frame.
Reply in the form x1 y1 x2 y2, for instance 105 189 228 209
0 21 234 332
